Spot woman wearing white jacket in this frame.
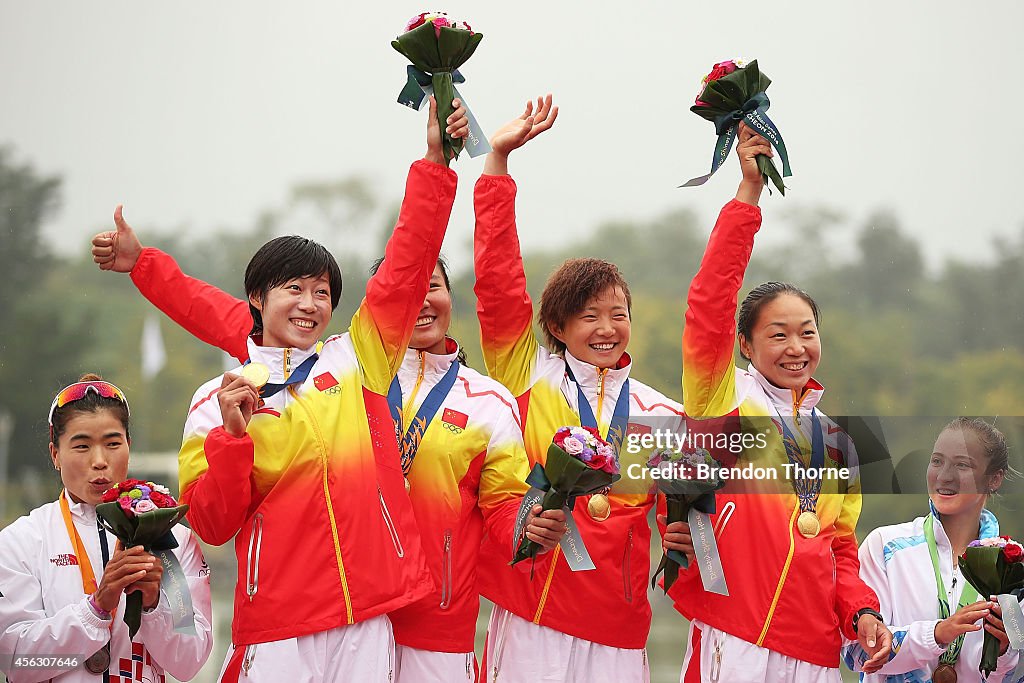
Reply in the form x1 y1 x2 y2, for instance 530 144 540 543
0 375 214 683
845 417 1020 682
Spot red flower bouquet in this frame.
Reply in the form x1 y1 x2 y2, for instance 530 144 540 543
96 480 191 637
682 58 792 195
959 536 1024 677
511 426 620 567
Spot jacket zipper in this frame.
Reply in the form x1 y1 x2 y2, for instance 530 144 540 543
283 348 292 379
595 368 608 433
242 644 257 676
291 387 354 623
791 388 808 425
623 525 634 603
756 504 800 646
380 490 405 557
246 513 264 600
439 529 453 609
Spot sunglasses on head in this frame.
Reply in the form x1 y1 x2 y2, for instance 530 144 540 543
47 381 131 426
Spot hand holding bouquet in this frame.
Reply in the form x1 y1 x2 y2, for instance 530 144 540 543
682 59 792 195
392 12 490 163
958 536 1024 677
649 446 728 595
97 480 193 638
511 426 620 567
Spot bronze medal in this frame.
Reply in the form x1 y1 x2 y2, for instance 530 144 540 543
241 362 271 389
84 644 110 675
587 494 611 522
932 663 957 683
796 510 820 538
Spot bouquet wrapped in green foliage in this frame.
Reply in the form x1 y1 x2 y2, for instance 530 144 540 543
682 59 792 195
392 12 490 163
958 537 1024 677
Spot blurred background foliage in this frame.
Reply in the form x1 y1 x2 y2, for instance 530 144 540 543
2 145 1023 682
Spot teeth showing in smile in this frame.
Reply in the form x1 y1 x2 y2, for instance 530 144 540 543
782 362 807 371
416 316 436 326
292 319 315 329
591 343 615 351
937 489 958 495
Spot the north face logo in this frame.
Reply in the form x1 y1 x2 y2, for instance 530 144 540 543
50 554 79 567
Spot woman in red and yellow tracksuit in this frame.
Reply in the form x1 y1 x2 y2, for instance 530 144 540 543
665 124 890 682
91 111 565 683
473 96 684 683
106 248 543 682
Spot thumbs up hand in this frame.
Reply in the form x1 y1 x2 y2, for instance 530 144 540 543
92 204 144 273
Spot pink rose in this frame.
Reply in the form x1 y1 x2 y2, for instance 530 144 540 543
405 13 428 32
133 499 157 514
117 495 134 516
431 15 450 37
563 437 585 455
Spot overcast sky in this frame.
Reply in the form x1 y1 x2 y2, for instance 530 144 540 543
2 1 1021 272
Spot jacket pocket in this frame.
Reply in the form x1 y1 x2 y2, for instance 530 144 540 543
439 529 453 610
623 525 634 603
379 490 405 558
246 513 265 601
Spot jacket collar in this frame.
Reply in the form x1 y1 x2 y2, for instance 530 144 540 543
564 351 632 398
398 337 460 381
748 364 824 415
246 337 318 384
928 500 1000 543
62 489 96 522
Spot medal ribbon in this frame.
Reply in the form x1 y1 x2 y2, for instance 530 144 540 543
245 354 319 399
925 513 979 667
59 492 113 679
775 408 824 513
386 360 460 475
564 365 630 456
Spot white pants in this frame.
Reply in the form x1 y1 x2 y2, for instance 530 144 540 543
680 620 839 683
394 645 476 682
484 606 649 683
218 615 394 682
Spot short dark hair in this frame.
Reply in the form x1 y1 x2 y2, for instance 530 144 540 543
50 373 130 447
737 282 820 361
538 258 632 355
245 236 343 335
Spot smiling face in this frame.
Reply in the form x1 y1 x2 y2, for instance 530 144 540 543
49 409 130 505
550 285 631 368
928 427 1003 518
250 273 333 349
738 293 821 390
409 264 452 354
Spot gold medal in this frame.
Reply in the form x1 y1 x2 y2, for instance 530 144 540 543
84 644 110 674
932 663 957 683
797 510 820 538
587 494 610 522
241 362 270 388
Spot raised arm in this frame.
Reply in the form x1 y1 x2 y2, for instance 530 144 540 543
473 95 557 395
350 96 464 394
92 206 252 363
682 125 766 418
